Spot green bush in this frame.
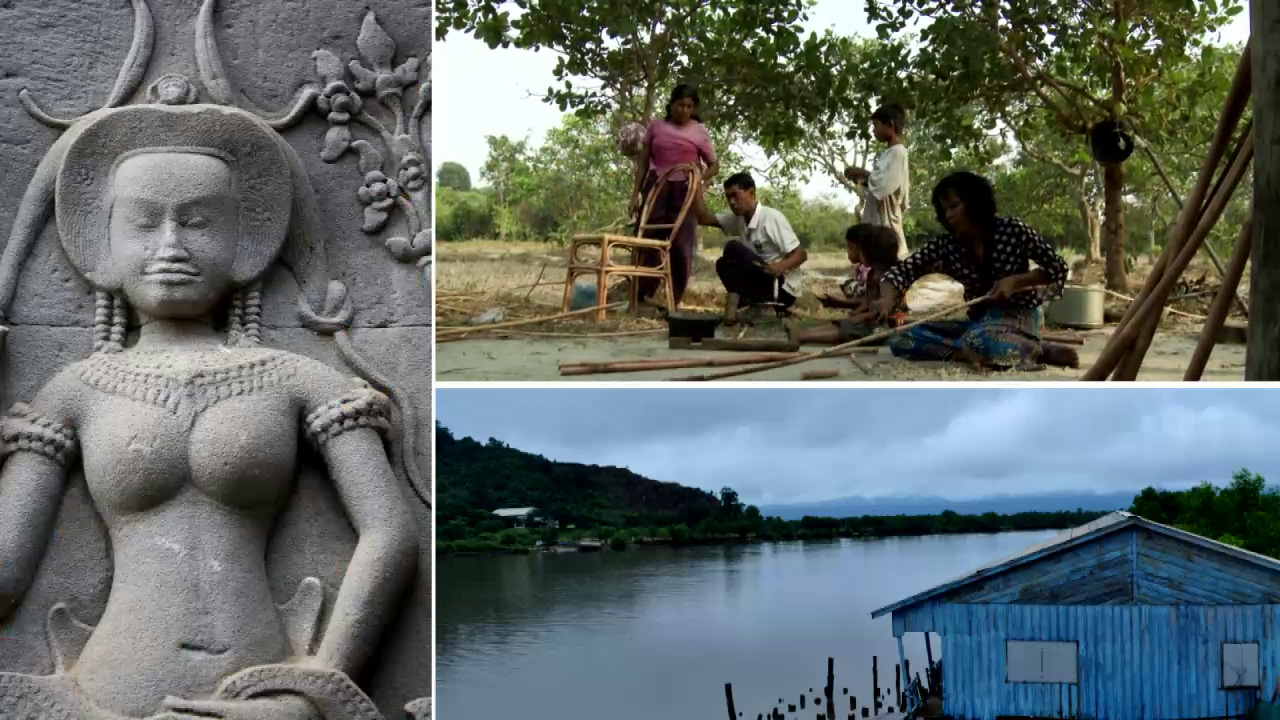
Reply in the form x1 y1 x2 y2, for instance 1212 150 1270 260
668 524 690 544
437 187 496 241
609 534 630 551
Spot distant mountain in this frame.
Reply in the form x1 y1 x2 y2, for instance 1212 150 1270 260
761 491 1137 521
436 425 722 527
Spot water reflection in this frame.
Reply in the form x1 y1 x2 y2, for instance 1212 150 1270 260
438 532 1054 720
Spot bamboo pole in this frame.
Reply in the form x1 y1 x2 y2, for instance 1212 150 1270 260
1103 290 1209 321
1083 41 1253 379
436 302 626 338
559 352 801 376
1136 134 1247 316
1115 125 1255 379
1185 216 1254 380
801 368 840 380
1111 130 1253 380
1249 7 1280 378
674 296 991 381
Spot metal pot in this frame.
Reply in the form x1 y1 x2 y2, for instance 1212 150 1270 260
666 311 722 341
1047 284 1105 329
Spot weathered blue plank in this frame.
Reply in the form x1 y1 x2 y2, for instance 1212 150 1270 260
873 514 1280 620
1137 529 1280 604
949 531 1134 605
927 604 1278 719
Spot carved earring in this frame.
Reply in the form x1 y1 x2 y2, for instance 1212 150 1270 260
92 291 126 354
227 284 263 346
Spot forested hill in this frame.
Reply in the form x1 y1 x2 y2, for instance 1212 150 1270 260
436 424 722 528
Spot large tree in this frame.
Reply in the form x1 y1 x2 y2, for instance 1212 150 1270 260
866 0 1243 290
435 0 852 148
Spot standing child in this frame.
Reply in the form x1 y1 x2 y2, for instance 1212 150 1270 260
785 224 907 346
845 103 910 259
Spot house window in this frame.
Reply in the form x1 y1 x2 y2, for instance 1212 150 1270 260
1222 643 1261 689
1006 641 1079 684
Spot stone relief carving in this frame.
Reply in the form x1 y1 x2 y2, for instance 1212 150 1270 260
313 12 432 266
0 1 429 718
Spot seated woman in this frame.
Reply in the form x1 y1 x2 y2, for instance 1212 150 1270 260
873 171 1079 370
786 223 906 346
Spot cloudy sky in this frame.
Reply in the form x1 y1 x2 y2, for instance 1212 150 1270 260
436 387 1277 506
434 1 1251 206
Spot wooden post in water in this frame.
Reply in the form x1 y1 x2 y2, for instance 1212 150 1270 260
725 683 737 720
895 664 902 711
1249 0 1280 378
826 657 836 717
925 633 935 691
896 635 909 710
872 656 881 714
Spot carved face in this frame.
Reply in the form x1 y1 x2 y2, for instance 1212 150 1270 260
108 152 239 319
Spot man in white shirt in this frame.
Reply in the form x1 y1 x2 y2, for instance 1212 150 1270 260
695 172 808 324
845 103 910 259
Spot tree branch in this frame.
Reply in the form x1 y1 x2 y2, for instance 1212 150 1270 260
1003 114 1086 178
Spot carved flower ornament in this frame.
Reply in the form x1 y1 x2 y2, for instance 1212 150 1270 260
317 80 364 125
311 11 430 263
397 152 426 192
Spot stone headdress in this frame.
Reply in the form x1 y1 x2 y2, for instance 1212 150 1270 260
53 103 315 352
0 4 430 714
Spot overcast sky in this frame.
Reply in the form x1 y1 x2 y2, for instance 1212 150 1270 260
434 1 1251 206
437 387 1277 506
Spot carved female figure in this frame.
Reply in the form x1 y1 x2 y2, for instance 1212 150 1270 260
0 103 416 719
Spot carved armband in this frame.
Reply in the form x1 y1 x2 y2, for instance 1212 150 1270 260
0 403 78 467
304 381 392 448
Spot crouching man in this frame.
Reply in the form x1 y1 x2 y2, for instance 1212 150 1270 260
696 172 807 324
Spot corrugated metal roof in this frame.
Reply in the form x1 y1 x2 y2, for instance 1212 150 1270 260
870 512 1280 618
492 507 538 517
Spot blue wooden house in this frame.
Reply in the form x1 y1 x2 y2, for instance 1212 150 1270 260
871 512 1280 719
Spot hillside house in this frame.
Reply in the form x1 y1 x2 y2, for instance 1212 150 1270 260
871 512 1280 719
491 507 545 527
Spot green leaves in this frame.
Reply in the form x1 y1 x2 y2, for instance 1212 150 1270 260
437 0 852 149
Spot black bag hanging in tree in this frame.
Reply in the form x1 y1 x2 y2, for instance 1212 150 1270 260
1089 119 1135 164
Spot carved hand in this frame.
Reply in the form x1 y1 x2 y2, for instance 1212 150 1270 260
161 694 321 720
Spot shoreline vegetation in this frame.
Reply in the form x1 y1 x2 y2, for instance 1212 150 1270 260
437 425 1276 558
437 509 1111 556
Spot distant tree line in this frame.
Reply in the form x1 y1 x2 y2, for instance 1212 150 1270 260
1129 469 1280 557
436 424 1107 554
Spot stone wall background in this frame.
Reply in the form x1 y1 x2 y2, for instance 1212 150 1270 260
0 0 431 714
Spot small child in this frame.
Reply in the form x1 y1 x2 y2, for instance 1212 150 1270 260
834 226 875 299
786 223 907 346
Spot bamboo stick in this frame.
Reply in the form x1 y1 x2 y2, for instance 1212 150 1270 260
1083 41 1252 379
801 368 840 380
1185 215 1253 380
436 302 626 337
1103 290 1209 321
1111 130 1253 380
673 296 991 381
1116 126 1255 379
1042 332 1087 346
559 351 801 376
1136 133 1246 316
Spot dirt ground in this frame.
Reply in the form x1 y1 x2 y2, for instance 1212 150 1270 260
435 240 1247 382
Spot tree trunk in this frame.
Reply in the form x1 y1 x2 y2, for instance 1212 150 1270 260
642 81 658 122
1102 161 1128 290
1247 0 1280 378
1078 173 1101 262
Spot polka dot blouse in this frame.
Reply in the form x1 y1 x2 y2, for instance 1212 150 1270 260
882 216 1068 313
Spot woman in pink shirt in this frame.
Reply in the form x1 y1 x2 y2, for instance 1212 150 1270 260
628 84 719 306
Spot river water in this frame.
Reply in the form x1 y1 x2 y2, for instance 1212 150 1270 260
437 531 1057 720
